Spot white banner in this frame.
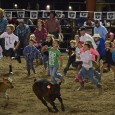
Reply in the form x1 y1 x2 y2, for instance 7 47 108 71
94 12 102 20
30 11 38 19
55 11 63 18
68 11 76 19
42 11 50 18
80 11 88 17
107 12 115 20
17 11 25 18
4 11 12 19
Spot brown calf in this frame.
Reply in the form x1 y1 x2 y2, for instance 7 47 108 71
0 78 14 107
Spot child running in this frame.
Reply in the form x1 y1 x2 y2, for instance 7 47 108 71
0 24 20 74
29 34 42 66
77 43 102 95
63 40 76 76
42 34 54 74
23 39 40 78
100 40 115 80
46 40 63 84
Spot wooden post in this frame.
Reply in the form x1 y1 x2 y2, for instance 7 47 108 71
86 0 96 18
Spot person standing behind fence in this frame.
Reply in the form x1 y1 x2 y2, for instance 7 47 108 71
34 19 47 50
0 8 8 52
15 20 30 56
0 8 8 34
79 26 97 49
0 24 20 74
94 20 108 41
45 11 61 39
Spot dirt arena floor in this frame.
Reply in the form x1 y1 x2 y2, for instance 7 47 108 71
0 55 115 115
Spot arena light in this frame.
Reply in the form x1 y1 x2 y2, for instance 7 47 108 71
14 4 18 9
69 5 72 10
46 5 50 10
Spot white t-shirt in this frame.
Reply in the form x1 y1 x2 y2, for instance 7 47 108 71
75 47 81 62
80 33 97 49
0 32 19 50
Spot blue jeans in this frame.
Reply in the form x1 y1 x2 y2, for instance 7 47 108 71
49 66 63 84
78 67 99 86
26 59 35 73
42 54 50 75
42 55 48 69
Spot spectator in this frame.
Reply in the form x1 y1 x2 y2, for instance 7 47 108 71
46 11 61 39
94 20 108 41
15 20 30 56
83 18 95 27
24 18 34 25
34 19 47 49
8 18 19 26
60 14 67 26
79 26 97 49
93 34 105 60
107 32 115 42
0 8 8 34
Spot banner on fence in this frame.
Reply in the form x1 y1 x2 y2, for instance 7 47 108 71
30 11 38 19
4 10 115 20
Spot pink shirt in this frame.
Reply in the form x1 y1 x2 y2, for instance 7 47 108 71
80 48 99 61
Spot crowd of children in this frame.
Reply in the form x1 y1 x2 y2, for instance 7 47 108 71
0 22 115 95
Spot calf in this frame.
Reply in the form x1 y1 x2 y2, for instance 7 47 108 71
33 79 65 112
0 78 14 107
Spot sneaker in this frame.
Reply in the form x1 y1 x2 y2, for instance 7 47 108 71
9 72 13 75
16 56 21 63
77 82 84 91
77 86 84 91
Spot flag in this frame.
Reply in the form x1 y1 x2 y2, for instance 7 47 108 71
42 11 50 18
68 11 76 19
80 11 88 17
107 12 115 20
94 12 102 20
4 11 12 19
17 11 25 18
55 11 63 18
30 11 38 19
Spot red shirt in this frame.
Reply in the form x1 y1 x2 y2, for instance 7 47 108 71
34 28 47 42
46 18 61 33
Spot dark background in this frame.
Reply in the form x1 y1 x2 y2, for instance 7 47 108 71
0 0 86 10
